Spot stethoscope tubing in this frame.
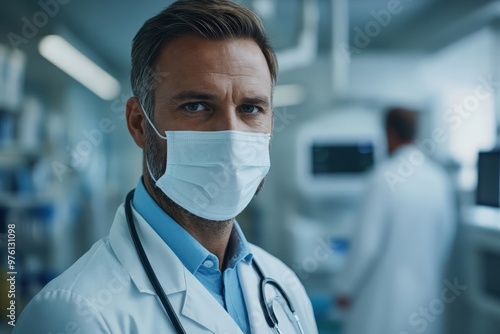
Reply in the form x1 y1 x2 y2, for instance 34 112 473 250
125 190 186 334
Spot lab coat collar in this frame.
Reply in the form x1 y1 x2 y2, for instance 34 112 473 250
392 143 420 158
109 204 244 333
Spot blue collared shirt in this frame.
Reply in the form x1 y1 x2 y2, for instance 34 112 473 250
132 178 253 333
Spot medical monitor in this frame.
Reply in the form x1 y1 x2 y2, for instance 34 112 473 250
311 143 374 175
482 251 500 301
294 108 384 198
476 150 500 208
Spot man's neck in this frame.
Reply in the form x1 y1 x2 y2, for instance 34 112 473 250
143 175 233 271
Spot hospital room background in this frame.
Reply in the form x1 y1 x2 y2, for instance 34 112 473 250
1 0 500 333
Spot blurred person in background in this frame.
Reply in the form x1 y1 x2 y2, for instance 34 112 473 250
335 107 456 334
13 1 317 333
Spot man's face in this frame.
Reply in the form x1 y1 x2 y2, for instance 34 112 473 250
127 35 274 213
151 35 273 135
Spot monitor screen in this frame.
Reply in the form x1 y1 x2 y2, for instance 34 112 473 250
476 150 500 207
482 250 500 301
311 143 374 175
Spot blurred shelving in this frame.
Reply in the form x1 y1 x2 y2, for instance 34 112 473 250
0 149 41 168
0 44 84 324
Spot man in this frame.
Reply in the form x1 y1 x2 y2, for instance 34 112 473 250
335 108 456 334
14 1 317 333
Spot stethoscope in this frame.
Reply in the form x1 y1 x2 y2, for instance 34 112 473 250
125 190 305 334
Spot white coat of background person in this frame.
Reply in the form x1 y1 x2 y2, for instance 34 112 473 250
335 108 456 334
13 1 317 333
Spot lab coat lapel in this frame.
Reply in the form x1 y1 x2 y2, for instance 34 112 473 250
238 259 272 334
181 272 244 334
109 204 186 296
109 204 243 334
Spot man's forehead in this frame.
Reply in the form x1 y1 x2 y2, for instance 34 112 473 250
155 35 271 77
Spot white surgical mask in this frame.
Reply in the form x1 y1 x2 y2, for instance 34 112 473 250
142 107 271 221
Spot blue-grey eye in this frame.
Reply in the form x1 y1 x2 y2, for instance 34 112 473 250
242 105 259 114
184 103 206 112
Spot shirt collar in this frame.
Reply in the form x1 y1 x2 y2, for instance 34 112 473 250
227 220 253 268
132 178 252 273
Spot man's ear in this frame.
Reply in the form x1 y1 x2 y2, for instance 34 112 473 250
126 97 146 149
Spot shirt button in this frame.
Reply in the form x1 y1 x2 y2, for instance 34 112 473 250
203 260 214 268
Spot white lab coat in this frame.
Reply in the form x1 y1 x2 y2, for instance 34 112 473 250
336 145 456 334
14 204 317 334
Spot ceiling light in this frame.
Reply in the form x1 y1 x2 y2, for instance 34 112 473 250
39 35 120 100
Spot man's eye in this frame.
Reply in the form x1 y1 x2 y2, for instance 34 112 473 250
241 105 260 114
184 103 206 112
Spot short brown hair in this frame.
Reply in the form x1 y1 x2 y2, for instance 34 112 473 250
385 107 418 141
130 0 278 118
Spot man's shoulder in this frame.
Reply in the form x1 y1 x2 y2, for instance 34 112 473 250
249 244 286 267
13 237 125 333
43 237 127 295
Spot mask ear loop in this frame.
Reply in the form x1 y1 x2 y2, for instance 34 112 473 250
140 103 167 140
146 160 158 183
140 103 165 183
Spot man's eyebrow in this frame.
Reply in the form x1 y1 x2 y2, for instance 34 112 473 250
170 91 218 102
167 92 271 107
241 96 270 108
